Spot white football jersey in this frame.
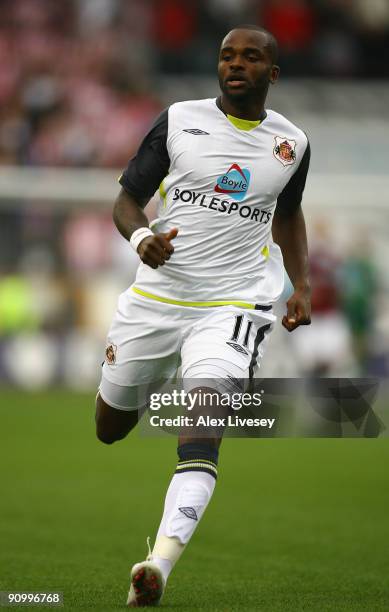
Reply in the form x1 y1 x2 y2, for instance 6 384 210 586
120 98 310 308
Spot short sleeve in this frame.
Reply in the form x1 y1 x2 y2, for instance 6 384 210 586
119 108 170 207
275 140 311 216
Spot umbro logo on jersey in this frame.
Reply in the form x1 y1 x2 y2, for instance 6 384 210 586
183 128 210 135
215 163 251 202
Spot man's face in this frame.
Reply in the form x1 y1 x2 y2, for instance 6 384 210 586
218 29 279 101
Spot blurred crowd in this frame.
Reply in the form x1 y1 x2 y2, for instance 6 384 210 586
1 0 389 167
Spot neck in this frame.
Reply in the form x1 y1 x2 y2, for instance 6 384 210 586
219 93 266 121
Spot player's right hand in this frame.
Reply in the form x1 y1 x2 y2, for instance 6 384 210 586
137 228 178 269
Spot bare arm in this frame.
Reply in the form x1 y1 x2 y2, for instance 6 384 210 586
114 107 178 268
272 205 311 332
113 188 177 269
113 187 150 241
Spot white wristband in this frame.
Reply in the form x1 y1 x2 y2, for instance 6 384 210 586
130 227 154 253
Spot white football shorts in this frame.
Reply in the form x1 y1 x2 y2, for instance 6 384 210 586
99 288 276 410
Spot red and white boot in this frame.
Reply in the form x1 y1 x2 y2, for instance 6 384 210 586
126 539 165 607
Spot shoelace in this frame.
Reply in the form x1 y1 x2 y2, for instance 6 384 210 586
146 535 152 561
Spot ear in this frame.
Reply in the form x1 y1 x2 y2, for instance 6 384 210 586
270 65 280 85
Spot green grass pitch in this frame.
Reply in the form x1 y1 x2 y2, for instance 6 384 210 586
1 389 388 611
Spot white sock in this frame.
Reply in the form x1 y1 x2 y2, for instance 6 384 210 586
150 443 218 583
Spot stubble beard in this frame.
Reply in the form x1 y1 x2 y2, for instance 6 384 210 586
219 72 271 107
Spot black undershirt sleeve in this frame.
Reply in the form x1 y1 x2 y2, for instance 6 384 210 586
275 140 311 216
119 108 170 208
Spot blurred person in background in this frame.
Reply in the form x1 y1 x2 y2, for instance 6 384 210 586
340 236 378 374
290 220 354 377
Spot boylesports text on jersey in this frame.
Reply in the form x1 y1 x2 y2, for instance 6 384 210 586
172 188 272 224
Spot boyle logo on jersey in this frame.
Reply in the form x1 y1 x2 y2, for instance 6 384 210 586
214 163 251 202
273 137 296 166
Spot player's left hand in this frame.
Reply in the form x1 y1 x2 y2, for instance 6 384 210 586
282 287 311 332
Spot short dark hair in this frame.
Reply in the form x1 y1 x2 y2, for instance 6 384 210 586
229 24 279 64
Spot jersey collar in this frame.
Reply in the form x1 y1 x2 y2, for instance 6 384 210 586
215 96 267 131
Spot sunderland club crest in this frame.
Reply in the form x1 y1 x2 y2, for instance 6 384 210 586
273 137 296 166
105 343 117 365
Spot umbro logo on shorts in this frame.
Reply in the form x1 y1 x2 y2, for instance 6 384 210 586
183 128 210 135
227 375 244 390
179 506 198 521
226 341 249 356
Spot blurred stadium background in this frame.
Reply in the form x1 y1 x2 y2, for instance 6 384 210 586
0 0 389 389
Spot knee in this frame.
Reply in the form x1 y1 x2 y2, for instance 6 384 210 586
96 426 119 445
95 392 137 444
95 410 120 444
95 414 129 445
96 432 115 445
95 417 129 444
95 393 117 444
